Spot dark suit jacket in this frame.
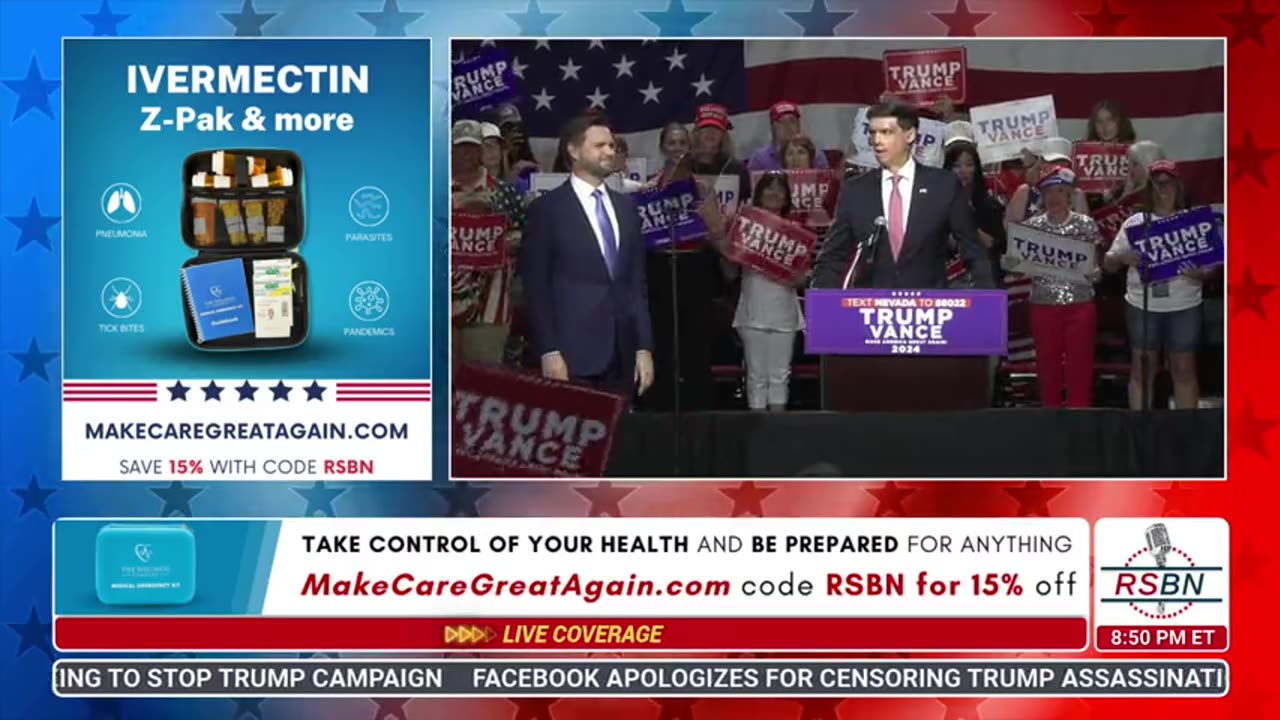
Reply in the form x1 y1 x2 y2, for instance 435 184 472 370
520 179 654 378
812 164 994 290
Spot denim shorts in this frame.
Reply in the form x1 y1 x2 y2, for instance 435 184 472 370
1126 303 1203 353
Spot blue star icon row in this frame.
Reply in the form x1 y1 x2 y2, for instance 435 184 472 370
166 380 328 401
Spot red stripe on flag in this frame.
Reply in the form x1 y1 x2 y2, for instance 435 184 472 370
746 58 1223 119
63 389 157 395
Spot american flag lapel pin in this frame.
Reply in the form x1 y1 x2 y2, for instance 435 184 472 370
918 187 928 194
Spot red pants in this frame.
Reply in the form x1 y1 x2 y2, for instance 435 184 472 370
1030 302 1097 408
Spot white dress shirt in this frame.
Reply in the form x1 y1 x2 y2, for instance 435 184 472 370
569 173 621 264
880 156 917 231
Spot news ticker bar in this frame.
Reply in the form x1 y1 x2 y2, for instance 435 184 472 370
53 616 1088 652
53 659 1229 698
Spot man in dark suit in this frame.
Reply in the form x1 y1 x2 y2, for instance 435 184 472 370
521 114 655 398
813 102 994 290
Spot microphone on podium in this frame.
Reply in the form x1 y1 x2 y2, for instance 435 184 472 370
840 216 887 290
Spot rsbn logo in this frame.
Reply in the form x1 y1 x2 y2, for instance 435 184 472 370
1099 523 1225 620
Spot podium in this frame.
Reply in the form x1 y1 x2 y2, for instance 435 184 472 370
805 289 1008 412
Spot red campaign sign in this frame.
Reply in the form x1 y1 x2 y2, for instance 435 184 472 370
728 206 818 285
1072 142 1130 193
452 363 625 478
1090 193 1144 249
882 47 967 107
451 213 508 270
751 169 843 229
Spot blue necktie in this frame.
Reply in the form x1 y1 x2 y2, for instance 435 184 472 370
593 188 619 278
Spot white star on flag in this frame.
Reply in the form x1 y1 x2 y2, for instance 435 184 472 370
559 57 582 81
586 87 610 109
588 39 606 50
691 73 714 97
534 39 552 50
638 81 662 104
511 56 528 79
665 48 687 70
480 39 497 47
532 88 555 110
613 54 636 78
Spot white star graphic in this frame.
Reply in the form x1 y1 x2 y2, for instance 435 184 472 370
559 57 582 81
587 39 606 50
534 39 552 51
511 56 528 79
586 86 610 109
641 39 658 45
480 39 497 47
691 73 714 97
638 81 663 104
613 54 636 78
532 87 555 111
665 48 687 70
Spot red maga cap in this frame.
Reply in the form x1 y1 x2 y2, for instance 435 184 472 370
695 103 733 131
769 101 800 122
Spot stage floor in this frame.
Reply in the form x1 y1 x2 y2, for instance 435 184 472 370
606 408 1224 479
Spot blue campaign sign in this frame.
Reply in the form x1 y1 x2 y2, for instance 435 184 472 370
451 47 518 114
1130 206 1224 283
635 179 709 249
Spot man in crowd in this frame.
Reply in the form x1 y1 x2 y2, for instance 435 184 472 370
812 101 993 290
520 113 655 399
747 101 830 171
451 119 526 366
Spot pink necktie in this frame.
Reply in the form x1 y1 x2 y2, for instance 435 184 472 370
889 174 905 260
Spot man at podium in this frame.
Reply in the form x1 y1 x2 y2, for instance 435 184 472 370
812 101 994 290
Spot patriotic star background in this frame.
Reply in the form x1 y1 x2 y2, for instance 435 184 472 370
0 0 1275 719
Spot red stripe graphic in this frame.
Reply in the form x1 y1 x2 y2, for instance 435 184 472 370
335 381 432 402
63 381 158 402
747 58 1224 118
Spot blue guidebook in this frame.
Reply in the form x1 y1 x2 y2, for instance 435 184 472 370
181 258 254 343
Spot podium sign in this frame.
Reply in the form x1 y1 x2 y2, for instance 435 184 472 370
806 289 1008 356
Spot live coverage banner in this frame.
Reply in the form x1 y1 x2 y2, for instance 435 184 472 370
452 363 625 478
805 289 1008 356
53 517 1093 653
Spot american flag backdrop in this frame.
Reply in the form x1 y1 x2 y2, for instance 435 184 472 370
453 38 1224 206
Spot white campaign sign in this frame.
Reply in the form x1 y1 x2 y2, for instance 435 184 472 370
1004 222 1095 283
970 95 1059 163
850 107 946 169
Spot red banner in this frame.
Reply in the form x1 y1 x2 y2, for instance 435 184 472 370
1090 193 1144 249
728 206 818 285
452 363 625 478
750 169 842 229
1071 141 1130 193
451 213 508 269
882 47 967 107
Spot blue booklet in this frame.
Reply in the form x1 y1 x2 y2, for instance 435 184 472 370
181 258 254 343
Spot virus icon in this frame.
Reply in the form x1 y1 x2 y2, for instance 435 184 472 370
349 281 390 322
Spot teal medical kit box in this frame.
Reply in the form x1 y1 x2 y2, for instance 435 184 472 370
94 524 197 606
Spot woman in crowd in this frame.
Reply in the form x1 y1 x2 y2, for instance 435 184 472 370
781 135 817 170
479 122 511 184
731 172 805 411
1020 167 1104 408
1120 140 1166 199
1103 160 1208 409
640 114 731 413
1003 137 1089 226
944 142 1006 285
1087 99 1137 144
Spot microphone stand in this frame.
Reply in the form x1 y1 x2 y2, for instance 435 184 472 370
1136 210 1154 474
657 161 690 478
